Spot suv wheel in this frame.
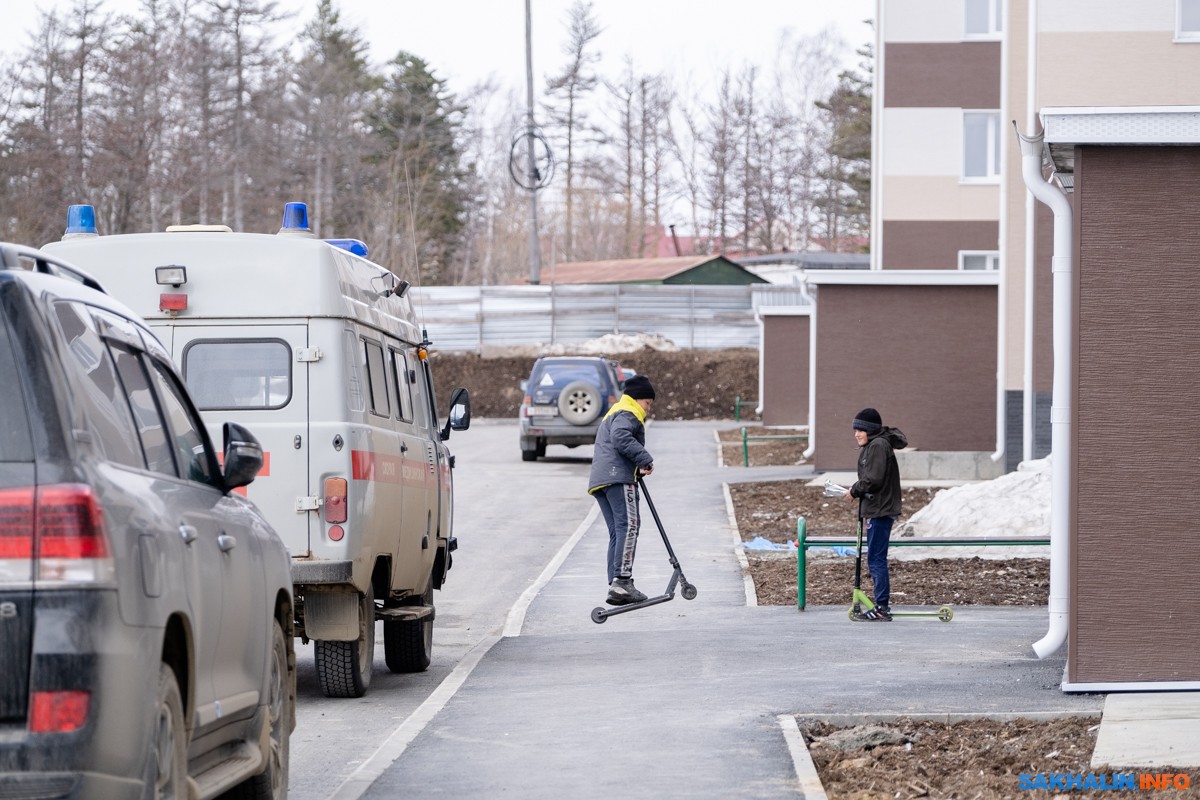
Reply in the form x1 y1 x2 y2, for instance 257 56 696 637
148 664 187 799
558 380 602 425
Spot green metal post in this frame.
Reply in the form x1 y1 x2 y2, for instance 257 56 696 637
741 427 749 467
797 516 807 610
734 396 742 421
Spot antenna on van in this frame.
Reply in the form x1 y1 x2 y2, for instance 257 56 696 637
402 160 429 342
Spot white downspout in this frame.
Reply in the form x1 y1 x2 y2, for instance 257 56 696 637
801 299 817 461
754 311 766 417
991 0 1011 464
1015 124 1071 659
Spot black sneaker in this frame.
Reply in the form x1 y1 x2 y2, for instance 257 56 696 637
876 605 893 622
608 577 648 605
851 606 887 622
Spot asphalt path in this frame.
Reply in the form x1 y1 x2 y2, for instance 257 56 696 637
289 418 1104 800
287 419 596 800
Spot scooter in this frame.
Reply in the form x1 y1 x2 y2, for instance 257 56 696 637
826 481 953 623
590 477 698 624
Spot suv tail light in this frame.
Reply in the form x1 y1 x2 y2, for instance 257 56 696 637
0 485 114 586
30 690 90 733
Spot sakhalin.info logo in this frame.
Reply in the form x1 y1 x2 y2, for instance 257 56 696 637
1018 772 1192 791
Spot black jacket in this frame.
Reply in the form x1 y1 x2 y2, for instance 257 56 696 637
850 427 908 519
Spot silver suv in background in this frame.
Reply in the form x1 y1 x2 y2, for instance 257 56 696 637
518 356 625 461
0 244 294 799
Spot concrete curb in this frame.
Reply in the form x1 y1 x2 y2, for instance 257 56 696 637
722 480 758 606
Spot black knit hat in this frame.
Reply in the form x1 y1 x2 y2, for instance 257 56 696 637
623 375 656 400
852 407 882 433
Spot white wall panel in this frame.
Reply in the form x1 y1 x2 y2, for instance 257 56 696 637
880 107 963 176
884 0 964 42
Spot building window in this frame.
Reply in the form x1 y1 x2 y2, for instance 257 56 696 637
960 251 999 271
963 111 1001 181
965 0 1003 37
1179 0 1200 39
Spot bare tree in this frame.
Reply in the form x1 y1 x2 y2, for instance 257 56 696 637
544 0 602 262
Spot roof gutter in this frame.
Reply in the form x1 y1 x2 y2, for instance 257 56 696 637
1014 123 1072 660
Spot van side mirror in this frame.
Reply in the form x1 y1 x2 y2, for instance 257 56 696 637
223 422 264 490
441 387 471 440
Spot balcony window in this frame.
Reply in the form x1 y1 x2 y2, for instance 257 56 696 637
963 111 1001 181
965 0 1003 38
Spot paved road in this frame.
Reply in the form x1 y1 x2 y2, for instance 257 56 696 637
290 419 1105 800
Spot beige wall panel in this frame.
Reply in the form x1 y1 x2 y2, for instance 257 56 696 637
881 176 1000 221
1039 0 1173 32
881 220 999 269
885 42 1002 108
812 284 997 472
1039 33 1200 106
761 316 810 427
1069 145 1200 684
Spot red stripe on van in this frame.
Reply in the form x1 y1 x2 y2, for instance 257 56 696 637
351 450 429 488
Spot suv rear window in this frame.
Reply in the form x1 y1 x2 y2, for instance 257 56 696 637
0 311 33 461
531 361 612 391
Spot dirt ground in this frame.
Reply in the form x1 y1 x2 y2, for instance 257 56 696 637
439 352 1165 798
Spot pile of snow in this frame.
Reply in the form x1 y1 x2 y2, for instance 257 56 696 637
892 456 1052 561
481 333 679 358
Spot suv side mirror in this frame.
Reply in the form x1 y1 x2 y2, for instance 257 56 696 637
441 387 471 440
223 422 264 490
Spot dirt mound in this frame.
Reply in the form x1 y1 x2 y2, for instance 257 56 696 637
429 347 759 420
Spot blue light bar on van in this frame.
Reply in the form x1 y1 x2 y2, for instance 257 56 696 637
65 205 97 236
280 202 311 232
324 239 369 257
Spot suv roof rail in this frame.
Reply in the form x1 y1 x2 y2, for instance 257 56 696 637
0 243 107 293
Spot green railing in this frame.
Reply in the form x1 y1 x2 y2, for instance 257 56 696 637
740 426 808 466
733 396 757 421
793 517 1050 610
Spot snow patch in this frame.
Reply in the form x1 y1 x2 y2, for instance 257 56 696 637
480 332 679 358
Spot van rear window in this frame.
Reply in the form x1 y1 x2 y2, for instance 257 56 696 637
183 339 292 410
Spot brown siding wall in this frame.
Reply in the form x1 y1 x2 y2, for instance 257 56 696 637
812 284 996 471
884 42 1001 108
1034 203 1055 391
761 315 810 426
882 220 1000 269
1069 145 1200 685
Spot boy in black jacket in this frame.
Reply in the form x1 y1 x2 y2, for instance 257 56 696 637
845 407 908 621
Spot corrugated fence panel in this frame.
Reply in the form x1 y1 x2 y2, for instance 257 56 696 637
411 284 808 351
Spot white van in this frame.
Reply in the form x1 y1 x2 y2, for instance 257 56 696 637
45 202 471 699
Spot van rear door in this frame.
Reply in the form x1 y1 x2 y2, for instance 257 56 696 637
167 325 311 552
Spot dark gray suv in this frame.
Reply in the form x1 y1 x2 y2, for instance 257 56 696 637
518 356 625 461
0 244 294 799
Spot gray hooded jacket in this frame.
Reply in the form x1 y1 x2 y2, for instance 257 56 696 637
587 405 653 492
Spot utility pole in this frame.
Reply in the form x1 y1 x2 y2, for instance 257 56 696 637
525 0 542 285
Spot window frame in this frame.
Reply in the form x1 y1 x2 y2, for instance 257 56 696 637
964 0 1003 39
1178 0 1200 40
958 250 1000 271
362 338 391 418
962 110 1002 183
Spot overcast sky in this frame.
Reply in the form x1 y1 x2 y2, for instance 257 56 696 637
7 0 876 96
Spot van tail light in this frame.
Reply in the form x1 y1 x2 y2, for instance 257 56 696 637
324 478 348 524
0 485 114 585
30 690 90 733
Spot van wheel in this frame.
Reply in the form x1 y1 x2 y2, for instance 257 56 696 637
146 664 187 800
314 586 375 698
384 584 433 673
224 621 291 799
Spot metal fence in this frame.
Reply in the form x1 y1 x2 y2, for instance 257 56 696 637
410 284 810 352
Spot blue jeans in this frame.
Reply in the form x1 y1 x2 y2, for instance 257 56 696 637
865 516 895 607
594 483 640 583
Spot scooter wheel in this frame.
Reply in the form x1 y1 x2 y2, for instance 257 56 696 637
938 605 954 623
681 583 698 601
847 606 857 621
590 607 607 624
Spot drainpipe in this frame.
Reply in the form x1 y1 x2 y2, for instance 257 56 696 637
1015 124 1071 659
801 299 817 461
